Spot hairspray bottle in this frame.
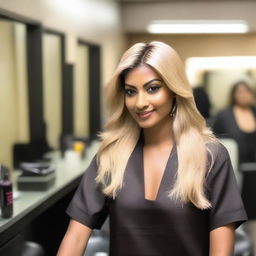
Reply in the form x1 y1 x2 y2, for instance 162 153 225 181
0 165 13 218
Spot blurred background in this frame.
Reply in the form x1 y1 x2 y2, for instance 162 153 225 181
1 0 256 255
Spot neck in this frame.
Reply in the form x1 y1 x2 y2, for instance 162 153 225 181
234 105 251 111
142 119 174 146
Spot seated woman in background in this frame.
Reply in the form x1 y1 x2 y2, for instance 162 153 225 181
213 81 256 164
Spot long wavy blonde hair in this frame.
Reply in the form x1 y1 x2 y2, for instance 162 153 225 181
96 41 217 209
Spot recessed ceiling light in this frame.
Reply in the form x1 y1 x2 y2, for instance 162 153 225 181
147 20 249 34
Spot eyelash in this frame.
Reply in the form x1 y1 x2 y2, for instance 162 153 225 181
148 86 160 93
124 89 136 96
124 86 161 96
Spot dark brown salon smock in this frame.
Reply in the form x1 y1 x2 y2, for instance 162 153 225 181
66 139 247 256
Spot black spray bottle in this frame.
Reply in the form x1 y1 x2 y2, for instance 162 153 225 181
0 165 13 218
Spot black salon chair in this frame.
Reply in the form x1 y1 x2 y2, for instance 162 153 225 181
84 218 109 256
0 234 44 256
21 241 44 256
234 227 253 256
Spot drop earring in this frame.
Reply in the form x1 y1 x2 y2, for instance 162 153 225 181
169 98 177 117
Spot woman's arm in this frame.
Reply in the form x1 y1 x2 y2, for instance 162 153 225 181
57 219 92 256
209 223 235 256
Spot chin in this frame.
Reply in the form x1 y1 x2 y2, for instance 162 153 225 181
136 120 158 129
138 124 153 129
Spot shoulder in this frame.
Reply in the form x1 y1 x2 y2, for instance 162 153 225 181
206 140 229 160
205 140 230 174
215 107 233 119
87 154 98 169
82 154 99 178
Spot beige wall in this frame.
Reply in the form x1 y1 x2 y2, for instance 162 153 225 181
126 33 256 61
0 21 29 168
0 21 17 168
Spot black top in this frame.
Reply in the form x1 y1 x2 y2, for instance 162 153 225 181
66 138 247 256
213 107 256 163
193 87 211 119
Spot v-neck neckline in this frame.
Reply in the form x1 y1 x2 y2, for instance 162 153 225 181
138 137 176 202
231 107 256 134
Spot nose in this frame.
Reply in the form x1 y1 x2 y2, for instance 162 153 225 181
136 91 149 110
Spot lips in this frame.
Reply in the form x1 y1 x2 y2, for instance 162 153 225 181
136 110 155 119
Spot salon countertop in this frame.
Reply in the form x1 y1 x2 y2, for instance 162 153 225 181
0 140 99 245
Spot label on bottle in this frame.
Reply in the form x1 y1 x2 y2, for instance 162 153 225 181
5 191 13 205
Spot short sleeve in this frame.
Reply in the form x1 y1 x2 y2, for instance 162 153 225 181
206 143 247 231
66 155 109 229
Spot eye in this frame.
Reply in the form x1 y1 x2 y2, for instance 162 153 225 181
147 86 161 94
125 88 136 96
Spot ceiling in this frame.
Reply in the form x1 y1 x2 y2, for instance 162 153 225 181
117 0 248 2
121 0 256 33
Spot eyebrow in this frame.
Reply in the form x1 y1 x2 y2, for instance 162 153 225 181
124 79 163 89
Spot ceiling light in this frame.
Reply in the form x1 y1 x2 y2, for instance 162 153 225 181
147 20 249 34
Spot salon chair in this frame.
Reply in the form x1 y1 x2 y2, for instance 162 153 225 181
21 241 44 256
234 227 253 256
0 233 44 256
84 218 109 256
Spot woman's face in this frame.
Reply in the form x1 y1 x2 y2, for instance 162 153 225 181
234 83 254 107
124 65 175 129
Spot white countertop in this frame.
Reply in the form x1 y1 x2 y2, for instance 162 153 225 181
0 140 100 232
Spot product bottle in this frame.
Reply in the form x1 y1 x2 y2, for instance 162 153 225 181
0 165 13 218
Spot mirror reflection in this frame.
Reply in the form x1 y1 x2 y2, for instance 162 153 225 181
42 32 62 150
0 20 29 169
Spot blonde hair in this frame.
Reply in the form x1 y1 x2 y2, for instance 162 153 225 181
96 41 217 209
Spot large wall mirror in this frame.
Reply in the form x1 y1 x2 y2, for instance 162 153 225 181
0 19 29 168
186 57 256 116
42 30 64 149
0 10 52 169
74 43 90 138
73 41 101 140
0 9 102 170
205 69 256 115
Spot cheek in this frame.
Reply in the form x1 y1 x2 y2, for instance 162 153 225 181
240 92 251 102
246 93 254 101
125 97 134 113
151 92 173 108
235 93 241 102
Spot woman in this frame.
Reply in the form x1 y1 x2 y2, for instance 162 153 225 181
57 42 247 255
213 81 256 164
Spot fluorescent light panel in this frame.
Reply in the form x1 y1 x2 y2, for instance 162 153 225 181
186 56 256 85
147 20 249 34
187 56 256 69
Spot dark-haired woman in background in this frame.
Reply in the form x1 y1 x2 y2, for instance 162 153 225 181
213 81 256 164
